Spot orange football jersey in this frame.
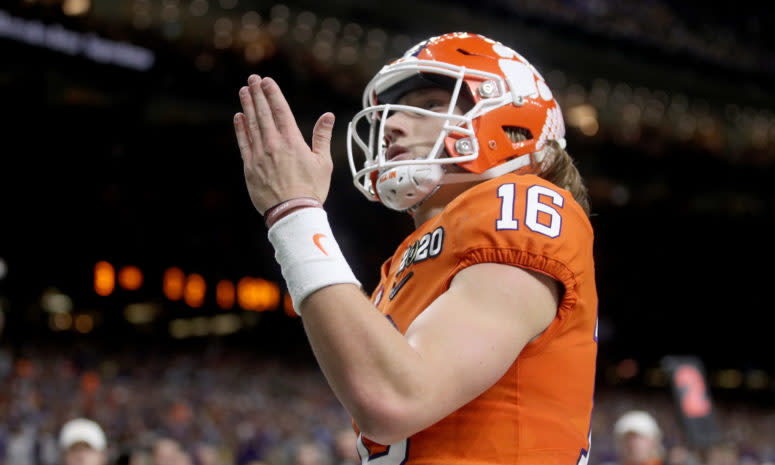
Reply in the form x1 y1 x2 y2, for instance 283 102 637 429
356 173 598 465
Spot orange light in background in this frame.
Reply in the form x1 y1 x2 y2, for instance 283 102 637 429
238 277 281 311
260 279 281 310
283 291 297 318
184 273 206 308
118 265 144 291
216 279 235 310
163 267 185 301
237 277 259 310
94 261 115 296
74 314 94 334
50 313 73 331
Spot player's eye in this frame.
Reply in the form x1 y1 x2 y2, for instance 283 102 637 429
423 99 446 111
373 109 395 121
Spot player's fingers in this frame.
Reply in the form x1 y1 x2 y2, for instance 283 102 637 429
238 85 263 154
260 77 304 141
233 113 253 162
247 75 280 144
311 112 335 160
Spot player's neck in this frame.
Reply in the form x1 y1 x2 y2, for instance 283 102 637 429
411 181 478 229
411 203 444 229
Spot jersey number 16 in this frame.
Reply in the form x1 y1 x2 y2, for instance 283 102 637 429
496 183 564 238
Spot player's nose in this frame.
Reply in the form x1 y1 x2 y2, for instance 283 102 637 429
384 111 409 143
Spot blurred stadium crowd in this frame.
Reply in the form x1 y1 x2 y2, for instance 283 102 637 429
0 343 356 465
0 343 773 465
487 0 772 74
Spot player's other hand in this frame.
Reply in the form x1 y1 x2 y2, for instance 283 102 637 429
234 74 335 215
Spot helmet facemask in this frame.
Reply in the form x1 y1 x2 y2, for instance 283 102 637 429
347 59 508 211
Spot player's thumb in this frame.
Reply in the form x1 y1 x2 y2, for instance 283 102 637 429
312 112 335 159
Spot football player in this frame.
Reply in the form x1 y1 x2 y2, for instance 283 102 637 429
234 32 598 465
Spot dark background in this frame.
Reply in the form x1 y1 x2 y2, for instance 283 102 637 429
1 0 774 400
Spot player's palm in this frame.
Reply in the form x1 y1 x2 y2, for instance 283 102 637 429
234 75 334 215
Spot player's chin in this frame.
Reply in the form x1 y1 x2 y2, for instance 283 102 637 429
388 152 415 162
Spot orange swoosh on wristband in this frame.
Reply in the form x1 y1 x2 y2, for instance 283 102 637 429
313 233 328 256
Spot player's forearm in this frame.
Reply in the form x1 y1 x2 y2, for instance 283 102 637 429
300 284 432 444
265 208 443 442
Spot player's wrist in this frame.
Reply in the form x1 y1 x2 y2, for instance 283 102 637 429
267 207 361 314
264 197 323 228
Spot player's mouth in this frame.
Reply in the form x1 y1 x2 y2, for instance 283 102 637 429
385 145 410 161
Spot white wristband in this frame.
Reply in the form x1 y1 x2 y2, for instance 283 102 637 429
267 207 361 314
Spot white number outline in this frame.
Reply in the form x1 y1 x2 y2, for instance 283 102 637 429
524 185 564 238
496 183 518 230
496 183 564 237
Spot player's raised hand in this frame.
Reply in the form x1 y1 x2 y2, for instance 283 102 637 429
234 74 335 215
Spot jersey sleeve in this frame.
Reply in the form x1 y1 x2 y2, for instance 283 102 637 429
440 174 594 321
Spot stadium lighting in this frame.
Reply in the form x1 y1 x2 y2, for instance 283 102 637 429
118 265 144 291
237 277 280 311
94 261 115 296
745 370 769 390
123 302 159 325
49 313 73 331
212 314 241 335
714 369 743 389
566 104 599 136
240 22 260 43
169 319 192 339
41 287 74 314
190 317 209 336
270 4 289 19
242 11 261 26
62 0 90 16
184 273 206 308
163 267 185 301
216 279 236 310
74 314 94 334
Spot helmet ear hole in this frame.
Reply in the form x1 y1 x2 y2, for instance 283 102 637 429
502 126 532 143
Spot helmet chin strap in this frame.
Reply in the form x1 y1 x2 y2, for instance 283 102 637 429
405 184 442 215
440 150 538 185
377 145 555 212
